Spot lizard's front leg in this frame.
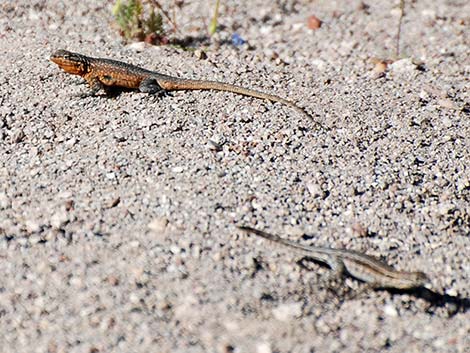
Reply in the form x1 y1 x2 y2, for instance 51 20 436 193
300 256 349 298
82 76 108 96
322 257 348 284
85 76 119 97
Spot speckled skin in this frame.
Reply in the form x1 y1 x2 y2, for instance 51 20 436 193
238 226 430 289
50 49 319 125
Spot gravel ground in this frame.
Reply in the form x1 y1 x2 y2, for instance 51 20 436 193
0 1 469 352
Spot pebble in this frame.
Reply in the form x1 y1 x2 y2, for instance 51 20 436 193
194 49 207 60
307 15 322 30
126 41 150 52
50 210 68 229
445 288 458 297
272 302 302 321
437 98 458 110
172 166 184 173
25 219 41 233
148 217 169 233
305 181 323 198
383 304 398 317
12 129 25 143
207 138 223 152
0 193 10 209
389 58 417 73
257 342 272 353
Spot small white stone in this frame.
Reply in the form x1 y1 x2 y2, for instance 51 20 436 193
456 178 469 192
419 90 430 100
50 210 68 229
306 181 322 197
257 342 272 353
148 217 168 233
28 235 42 245
272 302 302 321
17 237 28 246
25 219 41 233
437 202 455 215
441 116 452 127
311 59 327 71
129 240 140 248
127 41 150 51
172 166 184 173
191 245 201 259
389 58 417 73
383 304 398 317
433 338 446 349
0 192 10 209
131 267 145 279
129 293 140 304
58 191 73 199
445 288 458 297
291 23 304 32
169 245 180 254
70 276 83 287
438 98 458 110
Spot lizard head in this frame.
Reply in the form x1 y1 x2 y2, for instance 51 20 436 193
410 271 431 288
395 270 431 289
50 49 90 75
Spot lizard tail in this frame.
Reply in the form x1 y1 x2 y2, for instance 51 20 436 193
157 78 321 127
237 225 321 257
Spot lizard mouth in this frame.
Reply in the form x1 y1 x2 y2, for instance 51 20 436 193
50 58 83 75
50 50 89 75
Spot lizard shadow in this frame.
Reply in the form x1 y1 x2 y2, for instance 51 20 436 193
385 287 470 315
297 257 470 315
98 86 173 99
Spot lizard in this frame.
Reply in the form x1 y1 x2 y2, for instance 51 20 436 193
237 225 430 290
50 49 321 127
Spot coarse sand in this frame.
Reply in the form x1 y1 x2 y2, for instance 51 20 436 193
0 1 469 352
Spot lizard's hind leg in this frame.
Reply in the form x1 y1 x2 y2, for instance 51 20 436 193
139 78 166 95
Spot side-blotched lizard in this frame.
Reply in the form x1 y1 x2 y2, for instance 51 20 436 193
238 226 430 290
50 49 321 127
